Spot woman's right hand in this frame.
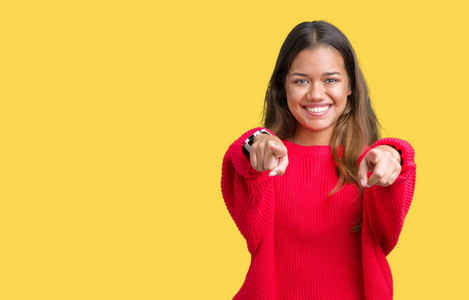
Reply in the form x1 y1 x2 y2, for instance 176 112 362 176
250 134 289 176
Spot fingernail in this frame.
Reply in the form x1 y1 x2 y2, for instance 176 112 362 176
269 171 277 176
366 184 372 188
360 179 365 187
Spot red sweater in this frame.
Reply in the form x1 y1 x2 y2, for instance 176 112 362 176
221 128 416 300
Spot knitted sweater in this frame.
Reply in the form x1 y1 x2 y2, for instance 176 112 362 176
221 128 416 300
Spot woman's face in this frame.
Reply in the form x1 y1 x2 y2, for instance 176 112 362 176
285 46 351 145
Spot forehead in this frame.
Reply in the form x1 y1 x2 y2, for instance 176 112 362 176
289 46 346 73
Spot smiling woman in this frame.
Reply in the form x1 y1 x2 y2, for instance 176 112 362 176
221 20 416 300
285 47 351 146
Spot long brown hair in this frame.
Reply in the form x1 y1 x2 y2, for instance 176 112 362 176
263 21 380 193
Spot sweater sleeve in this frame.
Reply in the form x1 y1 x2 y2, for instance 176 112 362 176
221 128 276 255
361 138 416 256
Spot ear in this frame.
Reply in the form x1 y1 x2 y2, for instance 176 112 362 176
347 83 352 96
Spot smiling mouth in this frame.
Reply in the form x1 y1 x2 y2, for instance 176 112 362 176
305 105 331 113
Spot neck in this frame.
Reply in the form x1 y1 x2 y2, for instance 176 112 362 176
290 126 334 146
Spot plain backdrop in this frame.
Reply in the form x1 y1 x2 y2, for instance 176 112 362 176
1 0 468 299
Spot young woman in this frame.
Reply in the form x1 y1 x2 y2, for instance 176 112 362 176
221 21 416 299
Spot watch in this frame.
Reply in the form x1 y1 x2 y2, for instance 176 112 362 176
242 129 272 157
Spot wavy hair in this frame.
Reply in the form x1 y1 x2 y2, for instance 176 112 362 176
263 21 380 193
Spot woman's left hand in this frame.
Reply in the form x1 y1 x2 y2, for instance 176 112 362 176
358 145 402 188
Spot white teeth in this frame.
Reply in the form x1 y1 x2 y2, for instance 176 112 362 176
306 106 329 113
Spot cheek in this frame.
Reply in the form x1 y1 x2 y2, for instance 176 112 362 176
286 98 301 120
286 87 304 103
330 87 349 104
286 98 295 113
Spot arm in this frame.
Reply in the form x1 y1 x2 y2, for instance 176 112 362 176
359 138 416 255
221 128 287 254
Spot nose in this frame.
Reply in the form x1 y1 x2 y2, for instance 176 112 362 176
307 82 326 101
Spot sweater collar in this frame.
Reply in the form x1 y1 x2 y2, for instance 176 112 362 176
282 139 332 156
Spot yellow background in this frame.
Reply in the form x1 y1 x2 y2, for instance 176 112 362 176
1 0 468 299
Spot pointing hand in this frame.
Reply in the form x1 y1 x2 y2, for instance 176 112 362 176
358 145 402 188
250 135 289 176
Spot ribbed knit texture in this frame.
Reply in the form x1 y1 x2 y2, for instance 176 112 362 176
221 128 416 300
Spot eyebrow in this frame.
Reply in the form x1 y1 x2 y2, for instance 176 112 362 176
323 72 343 76
290 71 343 77
290 72 309 77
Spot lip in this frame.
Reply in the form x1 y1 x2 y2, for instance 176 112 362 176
303 104 332 116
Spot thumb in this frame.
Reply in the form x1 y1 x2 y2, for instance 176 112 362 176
269 152 289 176
268 142 288 176
269 142 287 158
358 149 378 187
358 159 369 187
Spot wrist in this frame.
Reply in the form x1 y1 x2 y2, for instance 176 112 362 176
242 129 272 157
